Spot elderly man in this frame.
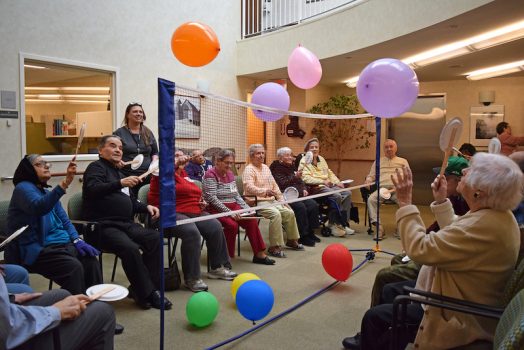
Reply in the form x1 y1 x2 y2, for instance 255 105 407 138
497 122 524 156
82 135 172 310
270 147 320 247
364 139 410 239
242 144 303 258
1 275 115 350
185 149 213 182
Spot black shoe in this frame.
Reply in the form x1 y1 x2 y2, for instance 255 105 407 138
310 234 321 243
252 255 276 265
114 323 124 335
127 286 151 310
342 333 361 349
298 237 315 247
149 290 172 310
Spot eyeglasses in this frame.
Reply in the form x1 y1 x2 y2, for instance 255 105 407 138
220 160 235 165
128 102 142 107
33 161 52 169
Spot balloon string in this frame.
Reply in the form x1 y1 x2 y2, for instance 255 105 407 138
204 256 372 350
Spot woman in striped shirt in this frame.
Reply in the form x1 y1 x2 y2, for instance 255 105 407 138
203 149 275 265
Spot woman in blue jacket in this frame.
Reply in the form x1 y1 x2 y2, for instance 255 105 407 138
6 155 102 294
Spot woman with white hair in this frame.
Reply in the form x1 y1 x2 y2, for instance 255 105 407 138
343 153 523 350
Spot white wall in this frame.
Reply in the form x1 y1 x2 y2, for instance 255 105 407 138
237 0 492 76
0 0 241 200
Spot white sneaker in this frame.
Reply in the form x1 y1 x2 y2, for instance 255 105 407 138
344 227 356 235
328 224 346 237
208 267 238 281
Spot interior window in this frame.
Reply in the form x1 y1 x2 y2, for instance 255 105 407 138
24 60 113 155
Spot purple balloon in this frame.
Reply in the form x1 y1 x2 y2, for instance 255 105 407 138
251 82 290 122
356 58 419 118
287 45 322 89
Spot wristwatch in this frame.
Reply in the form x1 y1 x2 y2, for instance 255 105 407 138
73 238 82 244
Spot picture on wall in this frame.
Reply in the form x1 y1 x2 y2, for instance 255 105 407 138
469 105 504 146
175 95 201 139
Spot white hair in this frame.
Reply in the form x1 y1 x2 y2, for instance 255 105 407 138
276 147 292 158
465 153 523 211
248 144 264 157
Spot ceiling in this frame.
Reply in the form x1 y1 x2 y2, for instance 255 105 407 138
24 60 110 87
241 0 524 86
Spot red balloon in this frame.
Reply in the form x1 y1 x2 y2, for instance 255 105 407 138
322 244 353 281
171 22 220 67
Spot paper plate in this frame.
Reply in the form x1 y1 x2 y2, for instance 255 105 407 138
488 137 501 154
439 117 463 151
303 151 313 165
340 179 354 185
379 187 392 200
0 225 28 249
283 187 299 200
130 154 144 170
86 284 128 302
150 159 159 176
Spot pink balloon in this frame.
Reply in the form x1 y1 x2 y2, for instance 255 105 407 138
287 45 322 89
356 58 419 118
251 83 290 122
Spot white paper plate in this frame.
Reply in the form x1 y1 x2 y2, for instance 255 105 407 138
379 187 392 200
303 151 313 165
340 179 354 185
439 117 463 151
131 154 144 170
149 159 159 176
283 187 299 200
488 137 501 154
86 284 128 302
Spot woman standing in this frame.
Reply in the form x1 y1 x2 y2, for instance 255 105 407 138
114 103 158 197
203 149 275 265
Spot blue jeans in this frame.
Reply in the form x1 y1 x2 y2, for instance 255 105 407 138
3 264 33 293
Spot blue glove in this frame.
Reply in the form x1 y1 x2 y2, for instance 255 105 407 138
74 239 100 257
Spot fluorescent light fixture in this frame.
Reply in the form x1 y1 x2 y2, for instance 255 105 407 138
345 19 524 83
25 99 108 104
24 64 48 69
25 87 58 91
466 59 524 80
25 86 110 92
345 76 359 88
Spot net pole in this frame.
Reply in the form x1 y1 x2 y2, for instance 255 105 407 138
375 117 381 243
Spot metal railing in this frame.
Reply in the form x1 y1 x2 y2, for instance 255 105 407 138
241 0 362 39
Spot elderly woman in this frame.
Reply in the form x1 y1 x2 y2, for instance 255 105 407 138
342 153 523 350
114 102 159 197
6 155 102 294
299 138 354 237
243 144 303 258
270 147 320 247
148 150 237 292
203 149 275 265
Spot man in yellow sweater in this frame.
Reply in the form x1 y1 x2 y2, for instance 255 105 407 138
365 139 409 239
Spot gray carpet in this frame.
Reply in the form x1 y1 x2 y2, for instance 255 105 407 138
29 203 435 349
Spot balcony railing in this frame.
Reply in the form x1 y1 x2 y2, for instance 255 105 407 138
242 0 362 39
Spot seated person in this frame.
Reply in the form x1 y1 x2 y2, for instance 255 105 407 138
2 264 33 294
364 139 410 239
1 275 115 350
82 135 171 310
185 149 213 182
148 150 237 292
7 155 101 295
369 156 470 307
202 149 275 265
497 121 524 156
270 147 320 247
299 138 354 237
343 153 522 350
242 144 303 258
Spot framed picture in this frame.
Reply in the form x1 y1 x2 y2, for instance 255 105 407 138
175 94 201 139
469 105 504 146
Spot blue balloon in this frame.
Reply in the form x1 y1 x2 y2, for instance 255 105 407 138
235 280 274 322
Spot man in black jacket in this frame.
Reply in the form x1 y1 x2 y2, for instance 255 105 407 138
82 135 172 310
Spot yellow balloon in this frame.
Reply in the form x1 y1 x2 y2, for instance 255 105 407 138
231 273 260 300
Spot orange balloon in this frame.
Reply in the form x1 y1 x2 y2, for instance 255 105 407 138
171 22 220 67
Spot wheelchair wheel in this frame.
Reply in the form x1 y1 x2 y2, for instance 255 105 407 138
321 226 332 237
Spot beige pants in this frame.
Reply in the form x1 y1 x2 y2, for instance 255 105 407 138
257 201 300 246
367 190 398 224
